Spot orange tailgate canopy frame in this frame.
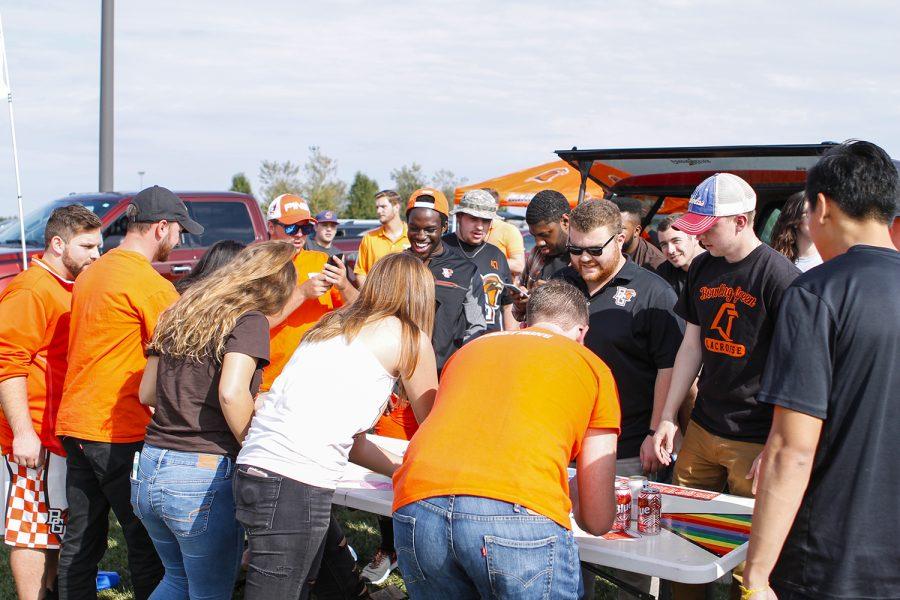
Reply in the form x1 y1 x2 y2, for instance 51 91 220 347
555 143 839 229
456 144 842 233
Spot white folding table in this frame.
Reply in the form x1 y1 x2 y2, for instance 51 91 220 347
333 435 753 590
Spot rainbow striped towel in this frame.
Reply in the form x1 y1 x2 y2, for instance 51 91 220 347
661 513 752 557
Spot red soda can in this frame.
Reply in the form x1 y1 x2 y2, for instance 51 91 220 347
613 482 632 532
637 486 661 535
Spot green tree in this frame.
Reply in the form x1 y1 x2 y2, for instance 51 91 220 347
301 146 347 213
390 163 427 203
432 169 468 203
229 172 253 195
258 160 303 210
344 172 380 219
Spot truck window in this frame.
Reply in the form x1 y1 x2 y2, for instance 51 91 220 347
101 214 128 252
183 201 256 248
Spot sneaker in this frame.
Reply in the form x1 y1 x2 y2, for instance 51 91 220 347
360 549 398 585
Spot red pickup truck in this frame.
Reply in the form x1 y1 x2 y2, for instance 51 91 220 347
0 191 268 291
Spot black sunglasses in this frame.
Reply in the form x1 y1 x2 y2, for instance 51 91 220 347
278 221 316 236
566 234 617 257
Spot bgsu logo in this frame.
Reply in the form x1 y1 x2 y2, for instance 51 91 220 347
613 287 637 307
441 268 453 279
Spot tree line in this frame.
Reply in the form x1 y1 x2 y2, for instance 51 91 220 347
229 146 468 219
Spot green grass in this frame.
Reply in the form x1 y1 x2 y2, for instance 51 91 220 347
0 509 727 599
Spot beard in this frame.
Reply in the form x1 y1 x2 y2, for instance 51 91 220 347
574 249 620 285
61 251 90 278
577 260 617 284
154 237 176 262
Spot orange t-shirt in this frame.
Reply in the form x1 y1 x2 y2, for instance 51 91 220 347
392 327 621 529
353 223 409 276
56 249 178 443
261 250 344 392
487 219 525 260
374 396 418 441
0 258 73 456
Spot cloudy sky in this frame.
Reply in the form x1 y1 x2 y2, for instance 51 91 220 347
0 1 898 216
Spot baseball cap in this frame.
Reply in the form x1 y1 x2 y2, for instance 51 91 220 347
315 210 339 224
453 189 498 220
406 188 450 218
267 194 316 225
673 173 757 235
130 186 204 235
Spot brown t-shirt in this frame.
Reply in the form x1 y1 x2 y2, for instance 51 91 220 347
145 311 270 457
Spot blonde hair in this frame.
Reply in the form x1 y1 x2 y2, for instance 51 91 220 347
150 241 297 362
303 252 435 380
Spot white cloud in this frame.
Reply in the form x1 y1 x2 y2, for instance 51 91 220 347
0 0 898 216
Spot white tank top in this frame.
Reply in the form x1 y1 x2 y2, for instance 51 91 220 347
238 334 396 489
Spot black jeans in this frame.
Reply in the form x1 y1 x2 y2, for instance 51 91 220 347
376 515 395 553
233 465 333 600
314 512 370 599
58 438 163 600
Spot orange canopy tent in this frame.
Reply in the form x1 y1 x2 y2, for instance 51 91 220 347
454 160 620 208
455 160 688 214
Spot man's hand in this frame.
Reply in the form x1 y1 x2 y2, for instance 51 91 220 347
653 419 679 465
746 451 765 495
512 279 545 320
511 288 529 320
322 257 349 291
299 273 331 300
639 435 662 474
12 429 44 468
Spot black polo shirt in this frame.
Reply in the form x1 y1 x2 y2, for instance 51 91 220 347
556 259 684 458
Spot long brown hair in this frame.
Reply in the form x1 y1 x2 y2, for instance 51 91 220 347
772 192 807 262
150 241 296 361
302 252 435 379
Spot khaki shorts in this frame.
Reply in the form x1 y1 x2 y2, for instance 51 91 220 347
1 451 68 549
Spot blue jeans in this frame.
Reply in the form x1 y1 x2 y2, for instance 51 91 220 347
130 444 242 600
394 496 581 599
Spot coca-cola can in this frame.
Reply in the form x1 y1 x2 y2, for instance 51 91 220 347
637 486 661 535
613 482 632 532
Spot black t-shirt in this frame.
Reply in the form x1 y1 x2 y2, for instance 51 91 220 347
675 244 799 442
655 260 689 299
557 259 684 458
443 234 513 333
145 311 270 457
758 246 900 599
426 247 487 375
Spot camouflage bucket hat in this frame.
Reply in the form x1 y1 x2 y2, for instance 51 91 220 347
454 189 499 220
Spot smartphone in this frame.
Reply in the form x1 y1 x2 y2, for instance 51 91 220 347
503 282 529 298
328 253 345 267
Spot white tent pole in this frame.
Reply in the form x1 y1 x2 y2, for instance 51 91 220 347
0 13 27 270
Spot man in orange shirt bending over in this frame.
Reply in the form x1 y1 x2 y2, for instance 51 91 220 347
0 205 101 600
55 186 203 600
391 280 621 598
262 194 357 392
